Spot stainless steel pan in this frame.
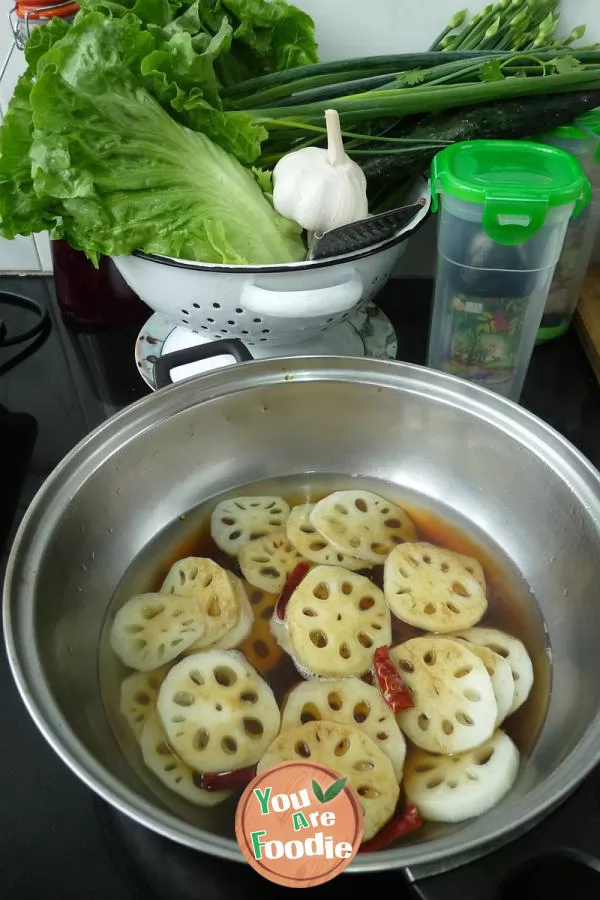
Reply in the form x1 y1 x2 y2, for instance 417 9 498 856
4 356 600 874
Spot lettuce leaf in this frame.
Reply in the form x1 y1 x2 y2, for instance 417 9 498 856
0 0 314 257
26 13 305 264
219 0 318 74
77 0 318 81
137 12 269 162
76 0 180 27
0 17 71 239
67 0 317 160
71 1 270 160
0 71 60 239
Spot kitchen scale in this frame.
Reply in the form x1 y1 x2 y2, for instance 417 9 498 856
135 301 398 390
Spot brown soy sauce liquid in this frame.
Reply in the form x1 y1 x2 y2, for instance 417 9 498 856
99 475 551 833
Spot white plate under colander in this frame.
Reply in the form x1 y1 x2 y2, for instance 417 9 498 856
135 303 397 389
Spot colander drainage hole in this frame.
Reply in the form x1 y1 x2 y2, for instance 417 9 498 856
213 302 221 309
181 308 189 315
253 318 262 323
227 320 235 326
235 308 243 314
193 303 200 309
207 317 215 323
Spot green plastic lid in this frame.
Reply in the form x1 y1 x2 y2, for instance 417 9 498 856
544 125 592 141
577 107 600 135
576 108 600 164
540 126 600 178
431 140 591 245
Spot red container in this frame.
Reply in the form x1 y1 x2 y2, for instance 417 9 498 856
51 241 150 328
11 1 79 48
14 0 79 19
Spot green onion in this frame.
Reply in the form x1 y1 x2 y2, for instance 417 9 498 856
221 51 522 100
250 68 600 126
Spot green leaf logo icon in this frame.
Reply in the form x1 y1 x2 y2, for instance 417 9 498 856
311 780 325 803
323 777 347 803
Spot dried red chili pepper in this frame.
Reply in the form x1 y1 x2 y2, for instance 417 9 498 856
199 765 257 792
359 805 423 853
274 562 311 620
372 645 414 712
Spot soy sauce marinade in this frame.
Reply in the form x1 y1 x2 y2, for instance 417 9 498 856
99 475 550 836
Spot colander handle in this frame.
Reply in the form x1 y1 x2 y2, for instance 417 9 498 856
241 270 363 319
154 338 253 389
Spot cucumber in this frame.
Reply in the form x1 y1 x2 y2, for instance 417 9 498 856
360 90 600 190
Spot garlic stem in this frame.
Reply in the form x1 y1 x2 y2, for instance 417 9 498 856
325 108 346 168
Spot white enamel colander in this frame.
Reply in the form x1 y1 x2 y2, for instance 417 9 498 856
113 178 430 348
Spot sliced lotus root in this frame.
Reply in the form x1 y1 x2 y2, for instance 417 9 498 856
310 490 417 564
451 627 534 716
391 637 497 754
161 558 239 649
257 720 399 841
141 713 231 807
157 649 280 773
269 610 293 658
384 543 487 633
286 504 366 570
213 574 254 650
458 553 486 587
120 665 171 741
239 531 305 594
281 678 406 782
285 565 391 677
404 729 520 822
450 639 514 727
110 593 204 672
183 576 253 655
211 496 290 557
240 584 283 675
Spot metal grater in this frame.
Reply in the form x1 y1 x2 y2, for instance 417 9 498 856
308 199 427 261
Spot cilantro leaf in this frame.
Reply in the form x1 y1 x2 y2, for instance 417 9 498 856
402 68 427 87
480 59 505 83
550 55 583 75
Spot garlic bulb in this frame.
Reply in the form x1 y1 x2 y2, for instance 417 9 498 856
272 109 368 234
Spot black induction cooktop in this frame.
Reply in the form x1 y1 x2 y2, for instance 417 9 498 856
3 275 600 900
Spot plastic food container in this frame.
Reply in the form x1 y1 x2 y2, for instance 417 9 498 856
579 108 600 269
428 140 590 401
537 125 600 343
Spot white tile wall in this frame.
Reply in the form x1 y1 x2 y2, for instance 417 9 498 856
0 1 598 275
